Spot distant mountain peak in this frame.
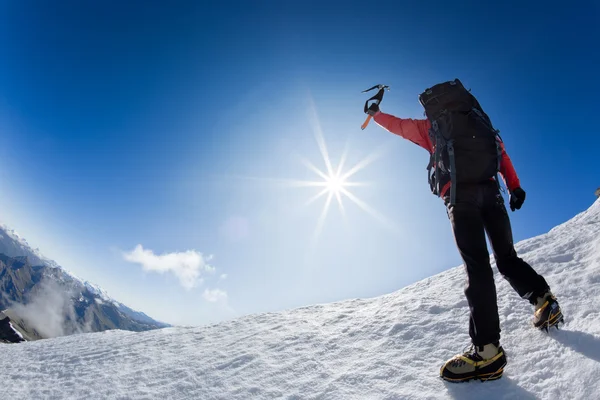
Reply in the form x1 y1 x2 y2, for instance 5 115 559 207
0 223 169 341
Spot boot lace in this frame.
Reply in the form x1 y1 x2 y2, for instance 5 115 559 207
449 344 482 367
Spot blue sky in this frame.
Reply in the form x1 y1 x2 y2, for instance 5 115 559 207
0 1 598 325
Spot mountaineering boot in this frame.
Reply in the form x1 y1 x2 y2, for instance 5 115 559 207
533 291 564 331
440 342 506 382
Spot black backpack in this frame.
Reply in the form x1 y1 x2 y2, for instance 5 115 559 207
419 79 502 204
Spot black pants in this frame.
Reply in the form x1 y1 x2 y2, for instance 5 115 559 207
446 181 549 346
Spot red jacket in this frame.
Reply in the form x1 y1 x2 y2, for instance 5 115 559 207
373 111 520 193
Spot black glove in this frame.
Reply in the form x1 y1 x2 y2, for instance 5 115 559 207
510 187 526 211
366 102 380 116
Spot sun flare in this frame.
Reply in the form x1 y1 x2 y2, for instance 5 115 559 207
234 102 396 245
289 104 396 244
325 173 346 195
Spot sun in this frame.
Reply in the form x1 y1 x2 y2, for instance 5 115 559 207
290 104 396 244
231 101 396 245
325 173 346 195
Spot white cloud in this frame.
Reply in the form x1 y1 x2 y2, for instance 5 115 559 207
220 274 228 280
203 288 228 303
123 245 215 290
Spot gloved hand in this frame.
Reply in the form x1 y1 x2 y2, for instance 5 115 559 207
510 187 526 211
366 102 380 116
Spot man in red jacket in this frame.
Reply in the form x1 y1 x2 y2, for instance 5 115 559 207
366 80 563 382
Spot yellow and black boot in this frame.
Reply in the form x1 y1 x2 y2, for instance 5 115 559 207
440 342 506 382
533 292 564 331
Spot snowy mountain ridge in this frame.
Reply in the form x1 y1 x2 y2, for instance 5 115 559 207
0 223 169 336
0 222 118 306
0 223 61 269
1 198 599 399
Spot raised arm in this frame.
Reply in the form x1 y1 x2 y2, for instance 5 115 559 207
373 111 433 153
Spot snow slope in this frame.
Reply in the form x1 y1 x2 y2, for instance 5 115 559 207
1 199 599 400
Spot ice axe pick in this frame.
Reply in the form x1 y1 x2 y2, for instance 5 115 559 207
361 84 389 130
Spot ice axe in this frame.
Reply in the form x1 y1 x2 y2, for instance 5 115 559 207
361 84 389 130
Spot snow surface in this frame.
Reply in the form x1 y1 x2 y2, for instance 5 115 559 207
1 199 599 400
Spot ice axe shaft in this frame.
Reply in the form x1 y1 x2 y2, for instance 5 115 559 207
361 115 373 130
361 84 389 130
